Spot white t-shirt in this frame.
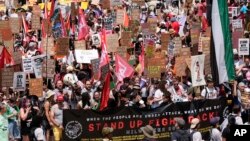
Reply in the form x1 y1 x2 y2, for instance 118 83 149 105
201 87 218 99
152 89 163 108
35 128 46 141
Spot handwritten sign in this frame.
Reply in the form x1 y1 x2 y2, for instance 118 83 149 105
201 37 210 55
106 34 119 53
32 15 41 30
191 23 200 45
131 9 140 20
0 67 14 87
232 19 242 30
42 19 52 36
173 37 182 56
32 5 41 16
238 38 250 56
13 72 26 91
13 51 22 65
91 58 100 79
116 9 124 25
161 33 170 50
22 58 33 73
74 40 86 50
175 56 187 76
9 18 20 34
116 46 127 60
75 49 99 64
147 58 161 78
29 78 43 97
55 38 69 57
42 59 55 78
103 16 113 31
146 41 154 58
42 37 55 56
120 31 132 46
181 47 191 57
1 28 12 41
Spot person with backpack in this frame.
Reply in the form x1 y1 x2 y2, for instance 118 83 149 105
222 115 236 141
201 77 218 99
30 116 46 141
209 116 222 141
189 118 203 141
171 118 190 141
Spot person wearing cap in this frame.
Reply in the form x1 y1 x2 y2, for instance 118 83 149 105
50 95 69 141
0 102 8 141
102 127 114 141
209 117 222 141
140 125 158 141
189 118 203 141
44 90 55 141
171 118 190 141
201 76 218 99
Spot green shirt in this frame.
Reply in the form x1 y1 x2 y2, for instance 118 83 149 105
0 114 8 141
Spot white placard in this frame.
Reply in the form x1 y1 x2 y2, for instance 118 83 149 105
232 19 242 30
75 49 99 64
32 54 46 78
13 72 26 91
22 57 33 73
191 55 206 87
91 34 101 46
238 38 250 56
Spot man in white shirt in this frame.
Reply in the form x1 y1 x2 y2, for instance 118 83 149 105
201 77 218 99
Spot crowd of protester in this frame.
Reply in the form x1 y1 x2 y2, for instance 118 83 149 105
0 0 250 141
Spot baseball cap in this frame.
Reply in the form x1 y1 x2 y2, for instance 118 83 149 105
174 118 186 128
102 127 113 136
210 117 220 125
57 95 64 102
190 118 200 129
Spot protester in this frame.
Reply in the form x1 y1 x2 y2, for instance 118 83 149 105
171 118 190 141
140 125 158 141
102 127 114 141
189 118 203 141
209 116 222 141
0 102 8 141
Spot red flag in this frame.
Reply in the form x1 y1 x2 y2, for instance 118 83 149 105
0 47 13 68
41 20 46 38
123 10 129 28
49 0 55 19
115 54 134 81
100 72 111 111
22 15 28 33
78 9 89 40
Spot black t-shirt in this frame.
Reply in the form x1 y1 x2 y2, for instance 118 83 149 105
222 127 231 141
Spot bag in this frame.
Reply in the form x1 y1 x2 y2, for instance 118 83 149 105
189 130 197 141
30 127 38 141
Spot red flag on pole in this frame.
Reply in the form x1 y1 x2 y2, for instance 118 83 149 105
49 0 55 19
100 72 111 111
115 54 134 81
0 47 13 68
22 15 28 34
78 9 89 40
123 10 129 28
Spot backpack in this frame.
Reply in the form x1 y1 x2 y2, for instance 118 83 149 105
189 130 197 141
175 130 191 141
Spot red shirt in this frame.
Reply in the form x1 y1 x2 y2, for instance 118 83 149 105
171 21 180 34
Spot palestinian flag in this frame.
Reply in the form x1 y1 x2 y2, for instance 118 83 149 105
211 0 235 84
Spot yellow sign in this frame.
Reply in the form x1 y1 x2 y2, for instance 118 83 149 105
81 2 89 10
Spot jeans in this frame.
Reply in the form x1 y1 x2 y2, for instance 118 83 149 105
8 120 21 139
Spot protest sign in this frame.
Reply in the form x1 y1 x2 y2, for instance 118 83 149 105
120 31 132 46
75 49 99 64
180 47 191 57
42 59 55 78
91 0 100 5
100 63 110 81
175 56 187 76
101 0 110 9
42 19 52 36
185 57 191 70
111 0 123 6
103 16 113 31
32 15 41 30
116 9 124 25
0 20 9 30
13 72 26 91
232 19 242 31
29 78 43 97
9 18 20 34
42 37 55 56
146 41 154 58
63 99 226 141
13 51 22 65
190 23 200 45
204 55 211 75
33 5 41 16
173 37 182 56
4 40 14 56
1 28 12 41
0 67 14 87
191 55 206 87
232 29 243 49
132 0 145 6
238 38 250 56
106 34 119 53
200 37 210 54
22 57 33 73
161 33 170 50
74 40 86 50
91 58 100 79
32 55 46 78
147 58 161 78
91 34 101 46
131 9 140 20
128 20 140 37
55 37 69 57
116 46 127 60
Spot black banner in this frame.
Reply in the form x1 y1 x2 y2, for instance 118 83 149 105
63 99 226 141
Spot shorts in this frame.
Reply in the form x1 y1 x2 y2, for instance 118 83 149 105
52 126 62 141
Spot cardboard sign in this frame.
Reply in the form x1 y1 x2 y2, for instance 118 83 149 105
42 19 52 36
232 19 243 30
232 29 243 49
74 40 86 50
191 23 200 45
111 0 123 6
13 51 22 65
175 56 187 76
173 37 182 56
91 34 101 46
42 59 55 78
238 38 250 56
147 58 161 78
32 55 46 78
9 18 20 34
106 34 119 53
101 0 111 9
131 0 145 6
120 31 132 46
0 67 14 87
4 40 14 56
146 42 155 58
91 58 100 79
1 28 12 41
128 20 140 37
22 58 33 73
161 33 170 50
100 63 110 81
180 47 191 57
13 72 26 91
116 46 127 60
75 49 99 64
116 9 124 25
204 55 211 75
42 37 55 56
29 78 43 97
33 5 41 16
201 37 210 54
32 15 41 30
55 38 69 57
103 16 113 31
